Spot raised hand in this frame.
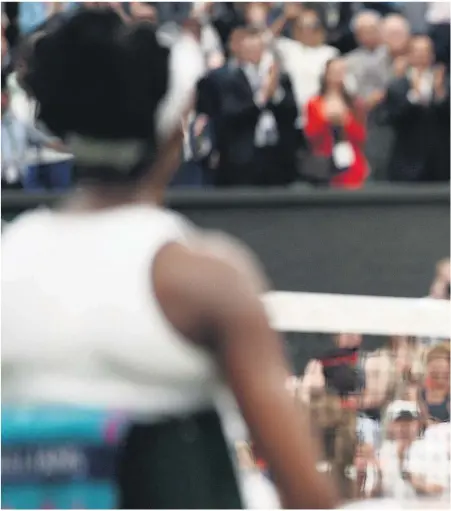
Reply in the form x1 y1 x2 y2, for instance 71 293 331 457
284 3 303 21
303 359 325 394
262 62 280 102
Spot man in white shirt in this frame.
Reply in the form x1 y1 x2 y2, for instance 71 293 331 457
276 8 338 114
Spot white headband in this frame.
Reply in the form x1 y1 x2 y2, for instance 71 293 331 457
66 134 147 171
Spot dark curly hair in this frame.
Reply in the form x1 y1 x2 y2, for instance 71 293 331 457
24 9 171 182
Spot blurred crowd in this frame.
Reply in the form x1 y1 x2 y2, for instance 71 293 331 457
1 2 450 191
235 258 450 505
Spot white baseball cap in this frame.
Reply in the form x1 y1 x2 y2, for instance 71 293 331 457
386 400 420 421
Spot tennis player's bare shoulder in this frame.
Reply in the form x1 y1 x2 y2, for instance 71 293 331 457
152 239 265 345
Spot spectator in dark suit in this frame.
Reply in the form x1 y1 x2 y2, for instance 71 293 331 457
195 27 245 185
385 35 450 182
198 28 298 187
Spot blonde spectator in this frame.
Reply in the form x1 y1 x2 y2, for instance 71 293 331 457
419 344 450 425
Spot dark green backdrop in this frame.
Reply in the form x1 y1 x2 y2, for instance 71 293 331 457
3 184 449 372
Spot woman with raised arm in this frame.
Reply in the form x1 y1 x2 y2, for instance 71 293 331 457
1 8 338 510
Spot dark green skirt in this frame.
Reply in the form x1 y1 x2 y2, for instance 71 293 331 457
116 408 243 509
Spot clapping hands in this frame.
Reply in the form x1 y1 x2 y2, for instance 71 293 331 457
323 96 348 124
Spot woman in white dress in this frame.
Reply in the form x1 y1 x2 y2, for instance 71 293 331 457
1 8 338 510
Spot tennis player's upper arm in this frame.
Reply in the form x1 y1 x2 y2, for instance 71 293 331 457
153 241 276 351
153 241 292 403
153 243 339 508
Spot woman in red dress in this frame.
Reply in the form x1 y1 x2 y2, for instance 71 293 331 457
304 58 368 189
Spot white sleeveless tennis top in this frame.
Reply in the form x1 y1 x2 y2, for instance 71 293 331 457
1 204 220 418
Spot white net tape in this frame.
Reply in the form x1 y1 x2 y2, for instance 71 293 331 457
263 291 450 337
